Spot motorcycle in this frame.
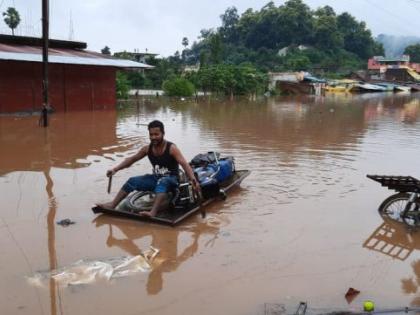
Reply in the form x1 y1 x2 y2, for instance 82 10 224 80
93 152 250 225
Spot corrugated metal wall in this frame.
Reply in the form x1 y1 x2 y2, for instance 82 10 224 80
0 61 116 113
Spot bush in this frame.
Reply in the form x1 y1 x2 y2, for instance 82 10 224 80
116 71 131 99
162 77 195 96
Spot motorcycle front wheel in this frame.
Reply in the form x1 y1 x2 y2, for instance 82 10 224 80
126 191 155 212
378 193 419 226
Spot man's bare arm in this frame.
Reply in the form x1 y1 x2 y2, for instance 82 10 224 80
107 145 148 176
170 145 200 191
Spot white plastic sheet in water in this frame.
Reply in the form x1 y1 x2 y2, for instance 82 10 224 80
28 247 159 288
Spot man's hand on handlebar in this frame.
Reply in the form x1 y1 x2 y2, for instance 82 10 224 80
192 178 202 197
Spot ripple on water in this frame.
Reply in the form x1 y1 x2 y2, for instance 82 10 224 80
2 95 420 313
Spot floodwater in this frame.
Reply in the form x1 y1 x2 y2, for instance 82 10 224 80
1 93 420 315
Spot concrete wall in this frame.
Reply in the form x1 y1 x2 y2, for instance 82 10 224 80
0 61 116 113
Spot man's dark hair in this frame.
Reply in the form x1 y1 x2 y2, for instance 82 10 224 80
148 120 165 133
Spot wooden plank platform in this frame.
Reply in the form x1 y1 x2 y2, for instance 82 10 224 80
92 170 250 225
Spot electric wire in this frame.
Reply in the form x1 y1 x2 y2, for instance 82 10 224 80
405 0 420 14
364 0 419 35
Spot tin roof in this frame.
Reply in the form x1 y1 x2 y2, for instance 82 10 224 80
0 34 87 49
0 42 153 69
373 55 410 63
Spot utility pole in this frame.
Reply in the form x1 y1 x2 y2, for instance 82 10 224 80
41 0 49 127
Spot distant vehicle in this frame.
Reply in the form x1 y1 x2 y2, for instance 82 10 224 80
323 79 356 93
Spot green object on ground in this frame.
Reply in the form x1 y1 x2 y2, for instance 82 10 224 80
364 300 375 312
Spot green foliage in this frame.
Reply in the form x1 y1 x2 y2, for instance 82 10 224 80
2 7 20 35
220 7 240 42
182 37 189 48
336 13 378 59
284 54 311 70
209 33 223 64
162 77 195 96
187 1 381 72
101 46 111 55
123 57 182 89
404 44 420 63
116 71 131 99
313 6 343 50
372 41 385 56
122 1 383 95
186 64 267 96
126 71 146 88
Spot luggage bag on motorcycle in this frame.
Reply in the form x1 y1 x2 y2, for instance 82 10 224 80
215 157 234 182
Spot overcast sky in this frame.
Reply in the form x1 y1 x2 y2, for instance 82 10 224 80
1 0 420 56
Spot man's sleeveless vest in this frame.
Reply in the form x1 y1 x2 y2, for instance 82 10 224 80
147 141 179 177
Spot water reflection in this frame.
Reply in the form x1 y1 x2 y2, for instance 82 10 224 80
402 260 420 306
363 219 420 261
165 96 367 154
364 218 420 307
0 110 126 315
1 93 420 314
93 215 223 295
45 170 58 315
0 110 126 176
363 97 420 123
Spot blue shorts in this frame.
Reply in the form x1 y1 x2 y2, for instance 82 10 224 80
122 174 178 194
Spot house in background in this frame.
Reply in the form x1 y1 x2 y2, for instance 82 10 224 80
113 49 158 74
368 55 420 81
114 49 158 63
0 35 152 113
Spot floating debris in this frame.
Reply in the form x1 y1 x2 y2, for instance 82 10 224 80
28 247 159 288
56 219 76 227
345 287 360 304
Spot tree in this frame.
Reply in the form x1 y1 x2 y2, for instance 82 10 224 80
372 41 385 56
101 46 111 55
181 37 189 62
116 71 131 99
199 50 208 68
279 0 314 46
122 3 384 89
3 7 20 35
313 6 343 50
244 2 283 49
182 37 189 49
162 77 195 96
220 6 239 42
194 64 266 96
337 12 377 59
285 53 311 70
209 33 223 64
404 44 420 63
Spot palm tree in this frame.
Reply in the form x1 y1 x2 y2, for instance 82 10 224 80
3 7 21 36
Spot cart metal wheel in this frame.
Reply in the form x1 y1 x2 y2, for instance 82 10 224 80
378 193 419 226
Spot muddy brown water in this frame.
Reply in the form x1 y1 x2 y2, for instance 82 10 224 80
1 93 420 315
